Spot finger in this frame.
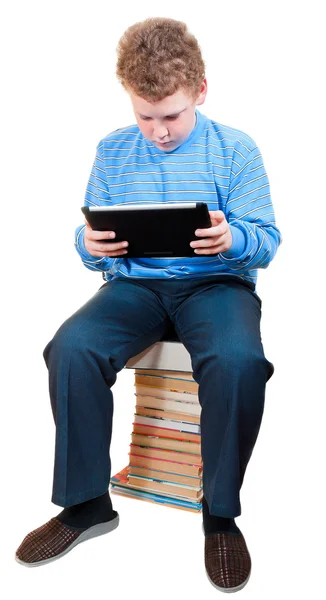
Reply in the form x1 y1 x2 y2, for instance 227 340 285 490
90 249 128 257
191 233 226 249
93 241 128 253
191 238 218 249
87 228 116 240
103 250 128 257
193 246 220 255
193 238 230 254
195 223 227 237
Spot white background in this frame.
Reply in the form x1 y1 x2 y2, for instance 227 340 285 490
1 1 325 598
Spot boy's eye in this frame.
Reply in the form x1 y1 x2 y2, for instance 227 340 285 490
139 115 179 122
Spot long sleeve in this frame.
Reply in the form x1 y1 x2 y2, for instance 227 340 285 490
219 145 281 271
74 141 116 274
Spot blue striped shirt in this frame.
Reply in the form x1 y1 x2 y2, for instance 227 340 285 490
75 109 281 285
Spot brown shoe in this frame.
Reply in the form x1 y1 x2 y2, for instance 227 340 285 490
15 513 119 567
204 530 251 593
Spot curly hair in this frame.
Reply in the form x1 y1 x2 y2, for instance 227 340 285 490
116 18 205 101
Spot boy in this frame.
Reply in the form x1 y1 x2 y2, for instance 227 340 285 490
16 17 281 593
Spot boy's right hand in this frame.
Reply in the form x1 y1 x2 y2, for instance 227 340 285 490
84 220 129 257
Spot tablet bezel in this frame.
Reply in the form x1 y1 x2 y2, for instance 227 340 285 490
81 202 212 258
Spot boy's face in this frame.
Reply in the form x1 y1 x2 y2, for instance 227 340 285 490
129 80 207 152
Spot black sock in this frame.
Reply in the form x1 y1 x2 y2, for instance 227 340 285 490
202 496 241 535
56 491 117 530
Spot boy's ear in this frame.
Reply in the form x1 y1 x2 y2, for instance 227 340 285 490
195 78 208 106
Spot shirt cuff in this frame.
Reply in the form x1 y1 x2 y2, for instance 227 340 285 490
221 224 247 259
75 224 100 261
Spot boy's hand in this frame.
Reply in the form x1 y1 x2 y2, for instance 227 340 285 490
190 210 232 254
84 220 129 257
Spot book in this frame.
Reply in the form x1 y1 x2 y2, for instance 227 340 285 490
126 340 192 373
127 475 203 500
135 384 199 403
128 465 202 486
135 369 195 381
133 414 201 434
110 466 201 511
135 373 198 394
111 484 201 512
135 405 200 425
131 433 201 455
110 466 202 504
128 452 203 476
111 466 202 512
132 422 200 442
130 444 202 465
135 394 201 417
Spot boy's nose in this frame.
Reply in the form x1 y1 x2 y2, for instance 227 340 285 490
153 124 169 139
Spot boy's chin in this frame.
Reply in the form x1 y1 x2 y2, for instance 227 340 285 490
154 140 179 151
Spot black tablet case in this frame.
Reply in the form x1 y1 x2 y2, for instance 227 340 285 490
81 203 212 258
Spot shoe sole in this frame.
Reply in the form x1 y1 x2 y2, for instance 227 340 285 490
15 514 119 568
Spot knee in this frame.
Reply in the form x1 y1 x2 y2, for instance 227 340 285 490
224 349 269 375
43 315 96 365
197 348 273 381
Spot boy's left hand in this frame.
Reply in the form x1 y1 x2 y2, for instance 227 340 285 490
190 210 232 254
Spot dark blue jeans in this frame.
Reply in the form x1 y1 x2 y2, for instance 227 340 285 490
43 276 273 518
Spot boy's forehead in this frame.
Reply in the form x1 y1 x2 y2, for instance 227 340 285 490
129 89 194 117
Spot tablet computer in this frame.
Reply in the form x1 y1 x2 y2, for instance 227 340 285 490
81 202 212 258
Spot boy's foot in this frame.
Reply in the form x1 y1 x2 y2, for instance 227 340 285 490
202 497 251 592
15 492 119 567
204 530 251 593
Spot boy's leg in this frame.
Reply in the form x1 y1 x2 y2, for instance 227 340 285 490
172 277 273 591
172 278 274 518
16 279 171 566
43 279 171 507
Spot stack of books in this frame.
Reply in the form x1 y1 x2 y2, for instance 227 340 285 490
110 369 203 512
